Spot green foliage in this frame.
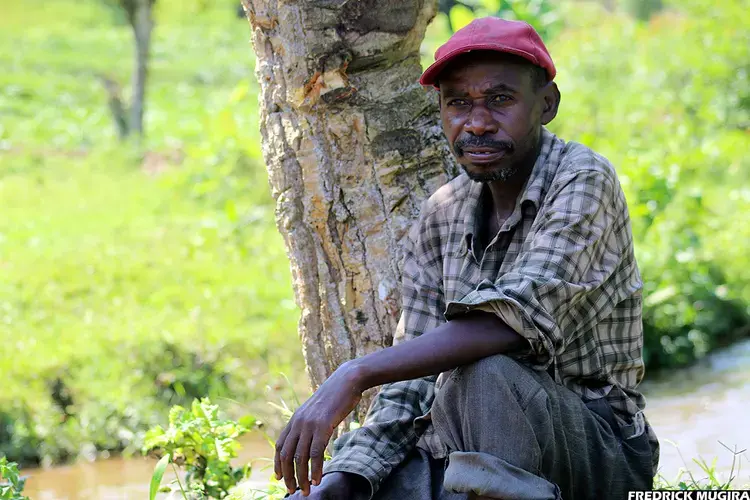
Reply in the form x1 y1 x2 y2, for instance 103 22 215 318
625 0 664 21
143 398 255 499
0 458 29 500
0 0 304 467
442 0 561 39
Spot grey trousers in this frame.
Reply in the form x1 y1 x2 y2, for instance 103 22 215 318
372 355 655 500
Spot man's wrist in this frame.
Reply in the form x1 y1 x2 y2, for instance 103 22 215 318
341 357 372 394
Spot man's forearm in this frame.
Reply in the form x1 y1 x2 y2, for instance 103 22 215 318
349 311 526 393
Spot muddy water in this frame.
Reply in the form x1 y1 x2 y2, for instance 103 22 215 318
22 339 750 498
640 339 750 483
22 434 274 499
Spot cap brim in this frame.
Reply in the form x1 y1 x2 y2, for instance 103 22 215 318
419 43 541 88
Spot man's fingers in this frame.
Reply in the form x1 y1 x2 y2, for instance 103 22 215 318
295 431 313 496
281 432 300 494
309 434 328 486
274 425 292 480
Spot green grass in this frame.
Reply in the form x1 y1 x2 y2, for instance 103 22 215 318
0 0 305 466
0 0 262 151
655 442 749 490
0 149 299 397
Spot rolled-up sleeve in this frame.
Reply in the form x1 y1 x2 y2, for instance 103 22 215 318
445 168 631 370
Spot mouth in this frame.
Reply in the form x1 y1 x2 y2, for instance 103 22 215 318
463 149 507 165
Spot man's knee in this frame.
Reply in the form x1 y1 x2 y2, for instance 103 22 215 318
445 354 532 392
434 354 546 417
464 353 527 379
431 355 556 475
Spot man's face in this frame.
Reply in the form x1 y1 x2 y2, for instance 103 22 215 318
439 53 550 183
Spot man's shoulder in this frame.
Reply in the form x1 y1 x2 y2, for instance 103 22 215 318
554 136 619 185
419 173 475 220
547 134 630 217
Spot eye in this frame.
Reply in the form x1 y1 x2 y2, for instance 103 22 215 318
446 98 470 107
489 94 512 104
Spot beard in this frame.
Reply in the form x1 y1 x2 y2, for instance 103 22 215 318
454 135 519 183
462 163 519 183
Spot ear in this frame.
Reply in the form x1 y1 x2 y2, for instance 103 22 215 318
539 82 561 125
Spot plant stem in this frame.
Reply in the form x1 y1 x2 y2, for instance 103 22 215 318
172 463 189 500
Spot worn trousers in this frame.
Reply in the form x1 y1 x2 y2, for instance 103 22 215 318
371 355 655 500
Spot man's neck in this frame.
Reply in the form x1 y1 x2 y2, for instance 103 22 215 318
486 170 529 217
479 174 525 241
488 133 542 217
483 140 541 236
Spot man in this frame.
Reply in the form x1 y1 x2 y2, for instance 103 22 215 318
275 17 659 500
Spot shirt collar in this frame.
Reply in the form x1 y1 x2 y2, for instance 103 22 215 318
461 127 559 253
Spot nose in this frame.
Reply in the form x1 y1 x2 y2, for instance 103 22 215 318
463 104 498 136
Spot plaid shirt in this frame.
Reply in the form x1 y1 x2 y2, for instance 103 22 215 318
324 128 658 496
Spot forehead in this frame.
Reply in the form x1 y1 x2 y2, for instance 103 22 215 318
437 52 532 92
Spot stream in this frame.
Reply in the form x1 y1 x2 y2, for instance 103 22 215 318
22 339 750 498
22 433 274 500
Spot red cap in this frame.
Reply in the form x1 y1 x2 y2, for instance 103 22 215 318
420 17 556 88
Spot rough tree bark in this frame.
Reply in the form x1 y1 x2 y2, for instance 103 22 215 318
242 0 458 423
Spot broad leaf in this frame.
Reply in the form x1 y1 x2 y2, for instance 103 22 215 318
149 454 171 500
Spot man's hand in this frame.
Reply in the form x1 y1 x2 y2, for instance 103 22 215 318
274 361 364 496
285 472 364 499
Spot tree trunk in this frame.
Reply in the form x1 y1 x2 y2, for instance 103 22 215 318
129 0 153 138
98 75 130 139
242 0 458 423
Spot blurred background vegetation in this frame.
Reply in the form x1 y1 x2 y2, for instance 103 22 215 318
0 0 748 473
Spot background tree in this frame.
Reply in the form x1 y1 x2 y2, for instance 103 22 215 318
241 0 459 423
99 0 155 139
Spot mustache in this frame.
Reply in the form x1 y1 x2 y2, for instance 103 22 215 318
454 136 514 156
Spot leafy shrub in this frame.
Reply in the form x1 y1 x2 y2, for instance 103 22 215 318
144 398 257 499
0 457 30 500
